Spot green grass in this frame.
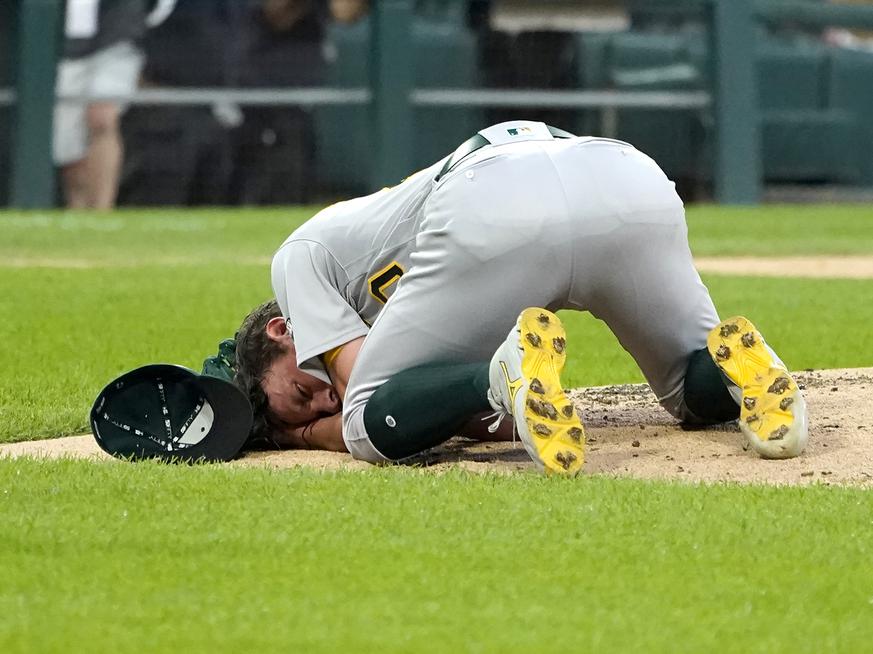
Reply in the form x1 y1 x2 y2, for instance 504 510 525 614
559 275 873 387
2 203 872 263
3 205 873 652
686 204 873 256
0 208 303 263
2 459 872 653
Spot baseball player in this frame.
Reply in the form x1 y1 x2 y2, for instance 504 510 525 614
233 120 808 474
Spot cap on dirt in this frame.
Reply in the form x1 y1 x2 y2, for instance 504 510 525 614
90 364 252 462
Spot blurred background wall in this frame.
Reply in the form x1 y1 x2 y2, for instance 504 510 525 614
3 0 873 208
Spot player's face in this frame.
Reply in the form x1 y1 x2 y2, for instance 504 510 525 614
261 346 341 428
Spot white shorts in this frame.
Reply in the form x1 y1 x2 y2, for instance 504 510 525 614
53 40 144 165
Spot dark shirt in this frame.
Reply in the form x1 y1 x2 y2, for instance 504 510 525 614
141 0 239 87
0 1 14 84
63 0 150 59
237 1 327 87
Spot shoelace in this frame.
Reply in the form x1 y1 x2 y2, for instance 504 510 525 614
482 410 517 443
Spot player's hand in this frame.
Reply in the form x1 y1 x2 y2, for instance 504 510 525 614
275 413 348 452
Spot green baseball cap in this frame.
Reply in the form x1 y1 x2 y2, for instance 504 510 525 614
90 364 252 462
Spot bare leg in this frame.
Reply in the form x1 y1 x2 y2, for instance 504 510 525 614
61 158 91 209
84 102 123 210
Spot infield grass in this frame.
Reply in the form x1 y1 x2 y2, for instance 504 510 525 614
3 206 873 652
2 459 872 653
687 204 873 256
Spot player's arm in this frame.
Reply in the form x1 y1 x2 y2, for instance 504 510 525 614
269 337 366 451
322 336 365 401
272 413 347 451
321 339 514 443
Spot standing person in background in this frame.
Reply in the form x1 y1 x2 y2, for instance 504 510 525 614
118 0 238 206
232 0 327 205
54 0 176 210
231 0 369 205
467 0 580 131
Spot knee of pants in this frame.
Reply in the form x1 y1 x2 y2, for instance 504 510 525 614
342 404 392 464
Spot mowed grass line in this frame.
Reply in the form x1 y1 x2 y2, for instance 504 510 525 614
1 459 872 654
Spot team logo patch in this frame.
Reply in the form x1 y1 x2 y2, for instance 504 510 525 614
507 127 533 136
368 261 405 304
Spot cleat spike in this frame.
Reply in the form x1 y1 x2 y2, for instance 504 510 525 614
552 337 566 354
568 427 583 443
527 398 558 420
720 323 740 338
537 313 551 327
715 345 731 362
533 423 552 437
555 451 577 470
769 425 789 441
529 378 546 395
743 397 756 410
767 377 791 395
525 332 542 348
741 332 756 348
562 405 575 418
779 397 794 411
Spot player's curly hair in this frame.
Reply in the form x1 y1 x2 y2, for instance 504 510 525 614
233 299 286 449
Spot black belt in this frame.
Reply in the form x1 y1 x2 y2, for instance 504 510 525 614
434 125 576 182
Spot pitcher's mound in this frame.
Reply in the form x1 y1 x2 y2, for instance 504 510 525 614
3 368 872 486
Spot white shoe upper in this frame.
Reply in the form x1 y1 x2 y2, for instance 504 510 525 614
485 319 524 434
487 324 523 413
485 313 549 470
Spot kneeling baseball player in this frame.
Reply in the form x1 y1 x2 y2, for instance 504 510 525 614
232 121 808 475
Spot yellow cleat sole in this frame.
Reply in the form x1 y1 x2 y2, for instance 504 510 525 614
707 316 806 457
517 308 585 475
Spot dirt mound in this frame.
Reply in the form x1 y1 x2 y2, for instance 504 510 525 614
3 368 871 487
693 255 873 279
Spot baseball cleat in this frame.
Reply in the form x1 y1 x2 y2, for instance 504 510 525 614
487 308 585 475
707 316 808 459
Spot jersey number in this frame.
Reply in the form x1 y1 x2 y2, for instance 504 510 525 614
368 262 405 304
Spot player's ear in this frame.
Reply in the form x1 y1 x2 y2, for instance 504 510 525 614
265 316 289 342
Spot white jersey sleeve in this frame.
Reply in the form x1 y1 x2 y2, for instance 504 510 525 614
271 239 370 377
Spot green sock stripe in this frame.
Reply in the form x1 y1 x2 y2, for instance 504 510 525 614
363 362 491 460
684 347 740 424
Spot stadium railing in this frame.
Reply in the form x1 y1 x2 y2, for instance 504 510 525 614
4 0 873 208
